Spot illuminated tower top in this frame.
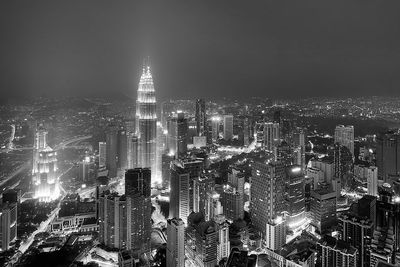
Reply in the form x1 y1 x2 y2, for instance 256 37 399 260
34 124 48 150
136 62 157 123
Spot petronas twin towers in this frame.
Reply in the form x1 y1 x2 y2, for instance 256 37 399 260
135 63 160 185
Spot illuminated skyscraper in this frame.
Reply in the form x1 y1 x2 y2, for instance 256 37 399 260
223 115 234 140
263 122 280 151
32 124 59 201
169 160 190 224
167 112 188 158
285 165 305 229
334 125 354 156
0 203 17 251
135 62 159 184
195 99 208 139
98 142 106 168
250 161 286 238
376 131 400 183
167 218 185 267
125 168 152 253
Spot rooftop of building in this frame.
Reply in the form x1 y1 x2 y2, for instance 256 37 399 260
318 236 357 255
338 213 373 227
225 248 257 267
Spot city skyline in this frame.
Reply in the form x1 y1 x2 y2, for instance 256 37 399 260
2 1 400 267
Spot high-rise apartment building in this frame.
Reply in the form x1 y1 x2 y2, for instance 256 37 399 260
265 217 286 252
335 125 355 156
135 64 159 184
167 218 185 267
223 115 234 140
333 143 353 180
376 131 400 182
318 235 358 267
98 192 127 249
339 213 373 267
0 203 17 251
169 160 190 224
250 161 286 238
367 166 378 196
214 215 230 262
125 168 152 252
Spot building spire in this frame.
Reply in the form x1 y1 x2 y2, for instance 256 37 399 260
143 56 151 74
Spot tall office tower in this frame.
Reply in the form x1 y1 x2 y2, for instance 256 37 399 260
310 187 337 234
169 160 190 224
370 184 400 265
227 167 245 196
187 120 198 144
275 141 293 166
339 213 373 267
285 166 305 229
179 158 205 211
135 63 159 184
106 125 119 178
211 117 221 141
196 99 208 138
293 129 306 171
125 168 152 252
263 122 280 151
0 203 17 251
333 143 353 180
335 125 355 156
317 235 358 267
167 112 188 158
214 215 230 262
265 217 286 252
127 133 138 169
161 100 174 129
367 166 379 196
250 161 286 238
78 156 94 182
255 122 265 147
32 124 59 201
376 131 400 182
243 117 250 146
118 129 127 170
167 218 185 267
223 115 234 140
193 175 215 214
186 214 218 267
221 185 244 222
98 192 127 249
205 191 223 221
99 141 106 168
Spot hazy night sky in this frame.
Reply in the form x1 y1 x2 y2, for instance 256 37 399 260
1 1 400 101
